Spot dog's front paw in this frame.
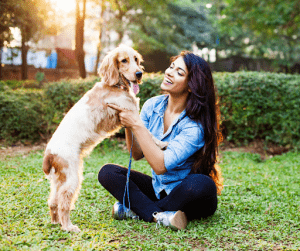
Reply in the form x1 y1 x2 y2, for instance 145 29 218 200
62 224 81 233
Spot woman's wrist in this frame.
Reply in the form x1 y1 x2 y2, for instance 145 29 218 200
131 120 145 132
130 122 166 175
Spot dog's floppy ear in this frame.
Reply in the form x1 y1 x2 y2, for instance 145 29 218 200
137 52 145 71
98 50 119 86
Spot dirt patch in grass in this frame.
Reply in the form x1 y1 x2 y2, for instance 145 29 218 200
0 141 46 160
0 138 290 160
219 139 290 160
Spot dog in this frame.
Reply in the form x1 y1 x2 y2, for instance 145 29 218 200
42 44 167 232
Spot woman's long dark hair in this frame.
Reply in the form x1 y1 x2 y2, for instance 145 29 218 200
171 51 223 195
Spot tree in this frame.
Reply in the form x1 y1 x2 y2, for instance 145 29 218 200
16 0 57 79
102 0 168 47
88 0 173 72
98 0 214 71
227 0 300 70
0 0 17 79
131 1 215 70
0 0 59 80
76 0 87 79
93 0 106 75
208 0 300 71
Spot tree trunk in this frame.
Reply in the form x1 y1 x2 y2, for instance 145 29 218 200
21 29 28 80
215 48 219 62
114 1 125 44
94 45 101 76
75 0 86 79
207 49 210 62
93 0 106 76
0 43 3 80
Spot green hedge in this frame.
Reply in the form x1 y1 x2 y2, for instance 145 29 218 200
0 77 99 143
139 72 300 147
0 89 45 143
0 79 41 90
215 72 300 147
43 78 97 127
0 72 299 148
138 73 164 107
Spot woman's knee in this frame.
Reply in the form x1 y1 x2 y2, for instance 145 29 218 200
98 164 119 185
185 174 217 197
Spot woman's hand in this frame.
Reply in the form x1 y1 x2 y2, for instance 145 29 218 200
107 104 143 129
107 103 166 175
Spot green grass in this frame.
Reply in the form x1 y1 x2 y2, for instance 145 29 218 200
0 139 299 250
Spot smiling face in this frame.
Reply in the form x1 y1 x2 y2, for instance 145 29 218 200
161 56 189 96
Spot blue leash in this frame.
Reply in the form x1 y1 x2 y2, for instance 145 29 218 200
123 134 134 210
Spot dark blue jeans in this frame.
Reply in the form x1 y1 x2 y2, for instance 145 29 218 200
98 164 218 222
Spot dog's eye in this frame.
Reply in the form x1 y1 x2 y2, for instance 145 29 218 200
135 57 138 62
121 59 127 63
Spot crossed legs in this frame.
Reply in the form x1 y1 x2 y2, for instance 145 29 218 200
98 164 218 222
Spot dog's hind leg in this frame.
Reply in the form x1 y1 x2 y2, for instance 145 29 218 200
48 179 59 224
57 185 80 232
70 159 84 211
57 168 81 232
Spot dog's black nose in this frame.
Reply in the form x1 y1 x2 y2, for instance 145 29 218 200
136 71 143 80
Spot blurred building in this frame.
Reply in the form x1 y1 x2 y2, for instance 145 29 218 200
1 23 97 80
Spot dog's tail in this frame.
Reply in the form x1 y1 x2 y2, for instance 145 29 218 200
42 151 54 175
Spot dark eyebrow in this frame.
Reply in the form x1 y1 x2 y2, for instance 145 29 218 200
171 62 187 74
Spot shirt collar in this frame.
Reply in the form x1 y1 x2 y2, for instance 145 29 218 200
153 95 169 117
154 95 187 120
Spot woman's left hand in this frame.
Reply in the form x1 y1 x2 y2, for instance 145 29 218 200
107 104 143 129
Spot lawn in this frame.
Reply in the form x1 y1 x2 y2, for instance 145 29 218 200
0 139 299 250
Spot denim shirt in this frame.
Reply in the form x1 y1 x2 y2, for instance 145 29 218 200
140 95 205 199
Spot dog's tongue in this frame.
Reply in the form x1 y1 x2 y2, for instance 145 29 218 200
132 83 139 95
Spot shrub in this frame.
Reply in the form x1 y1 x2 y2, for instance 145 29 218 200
42 77 100 132
0 77 100 143
0 81 10 92
1 72 299 148
215 72 300 147
0 89 46 143
138 72 164 107
139 71 300 147
0 79 40 89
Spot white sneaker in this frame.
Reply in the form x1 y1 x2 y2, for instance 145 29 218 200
153 210 187 230
112 202 139 220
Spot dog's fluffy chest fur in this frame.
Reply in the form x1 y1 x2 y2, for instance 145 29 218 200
46 81 139 158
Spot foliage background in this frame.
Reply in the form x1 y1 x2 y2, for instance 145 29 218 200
2 0 299 79
1 72 299 148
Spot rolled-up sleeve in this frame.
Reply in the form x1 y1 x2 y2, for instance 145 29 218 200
164 125 204 172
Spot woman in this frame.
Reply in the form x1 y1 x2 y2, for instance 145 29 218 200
98 51 223 230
